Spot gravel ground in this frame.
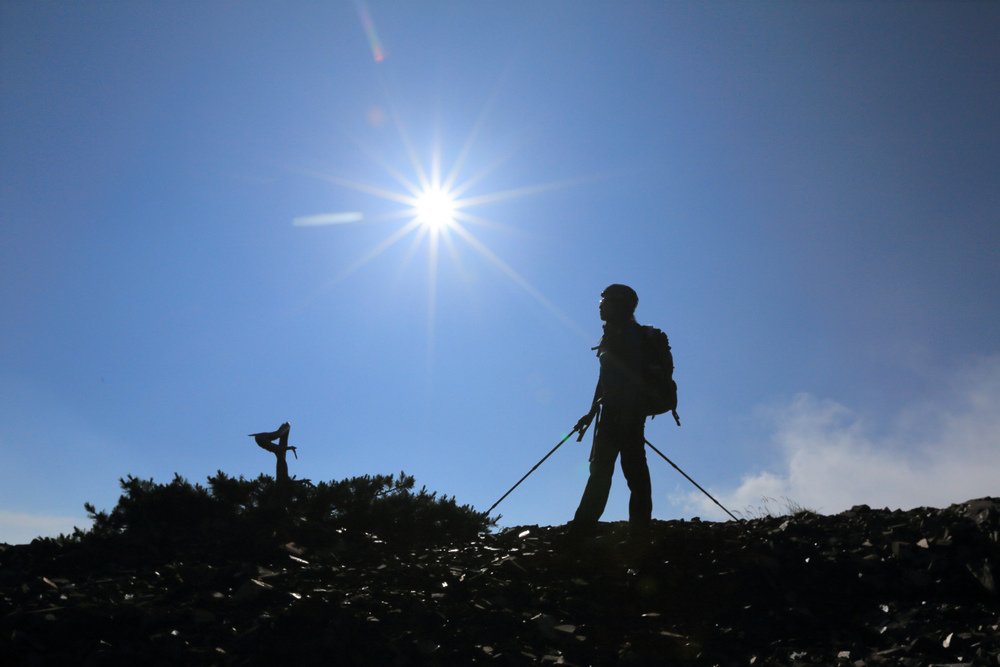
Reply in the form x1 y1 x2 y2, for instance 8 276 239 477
3 498 999 666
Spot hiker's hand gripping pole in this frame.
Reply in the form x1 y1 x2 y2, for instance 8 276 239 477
574 408 597 442
486 427 578 515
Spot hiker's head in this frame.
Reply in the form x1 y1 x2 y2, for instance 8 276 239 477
599 284 638 323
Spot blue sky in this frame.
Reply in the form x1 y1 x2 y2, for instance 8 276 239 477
2 2 999 543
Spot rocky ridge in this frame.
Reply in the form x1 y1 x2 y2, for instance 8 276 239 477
3 498 1000 666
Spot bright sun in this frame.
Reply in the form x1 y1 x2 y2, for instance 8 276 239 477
414 187 456 230
293 112 588 342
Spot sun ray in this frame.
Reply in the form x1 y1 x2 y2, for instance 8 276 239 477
340 131 424 197
283 217 419 319
448 223 589 339
386 104 431 192
442 96 501 194
447 148 518 200
393 224 430 285
439 225 472 286
329 218 422 286
445 123 550 200
441 59 519 194
302 170 417 207
426 226 440 371
452 210 520 235
430 132 442 190
454 178 588 209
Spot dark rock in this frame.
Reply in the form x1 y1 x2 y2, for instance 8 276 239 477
4 497 1000 664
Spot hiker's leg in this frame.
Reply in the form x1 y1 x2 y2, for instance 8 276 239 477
572 442 618 529
619 420 652 534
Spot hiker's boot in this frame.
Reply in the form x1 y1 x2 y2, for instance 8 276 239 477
561 520 597 551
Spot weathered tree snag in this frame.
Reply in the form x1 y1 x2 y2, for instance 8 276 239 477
249 421 297 486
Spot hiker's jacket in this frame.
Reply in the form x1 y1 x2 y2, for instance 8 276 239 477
596 320 644 415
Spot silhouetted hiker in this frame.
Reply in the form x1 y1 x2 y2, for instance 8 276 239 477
249 421 297 485
569 284 654 547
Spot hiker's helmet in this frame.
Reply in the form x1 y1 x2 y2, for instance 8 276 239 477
600 284 638 322
601 284 638 311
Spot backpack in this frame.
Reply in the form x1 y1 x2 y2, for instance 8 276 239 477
641 326 679 422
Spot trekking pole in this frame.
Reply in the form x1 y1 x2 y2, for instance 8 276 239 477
486 427 578 515
644 438 740 522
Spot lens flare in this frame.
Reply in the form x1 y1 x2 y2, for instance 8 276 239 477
354 1 385 63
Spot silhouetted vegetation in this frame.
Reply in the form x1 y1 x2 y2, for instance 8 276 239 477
732 495 818 521
71 471 494 564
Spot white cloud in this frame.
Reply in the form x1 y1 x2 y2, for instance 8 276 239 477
685 356 1000 520
0 511 88 545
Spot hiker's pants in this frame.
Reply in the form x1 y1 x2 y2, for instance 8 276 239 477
572 409 651 531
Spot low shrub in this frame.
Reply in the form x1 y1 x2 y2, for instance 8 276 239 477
75 471 494 563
